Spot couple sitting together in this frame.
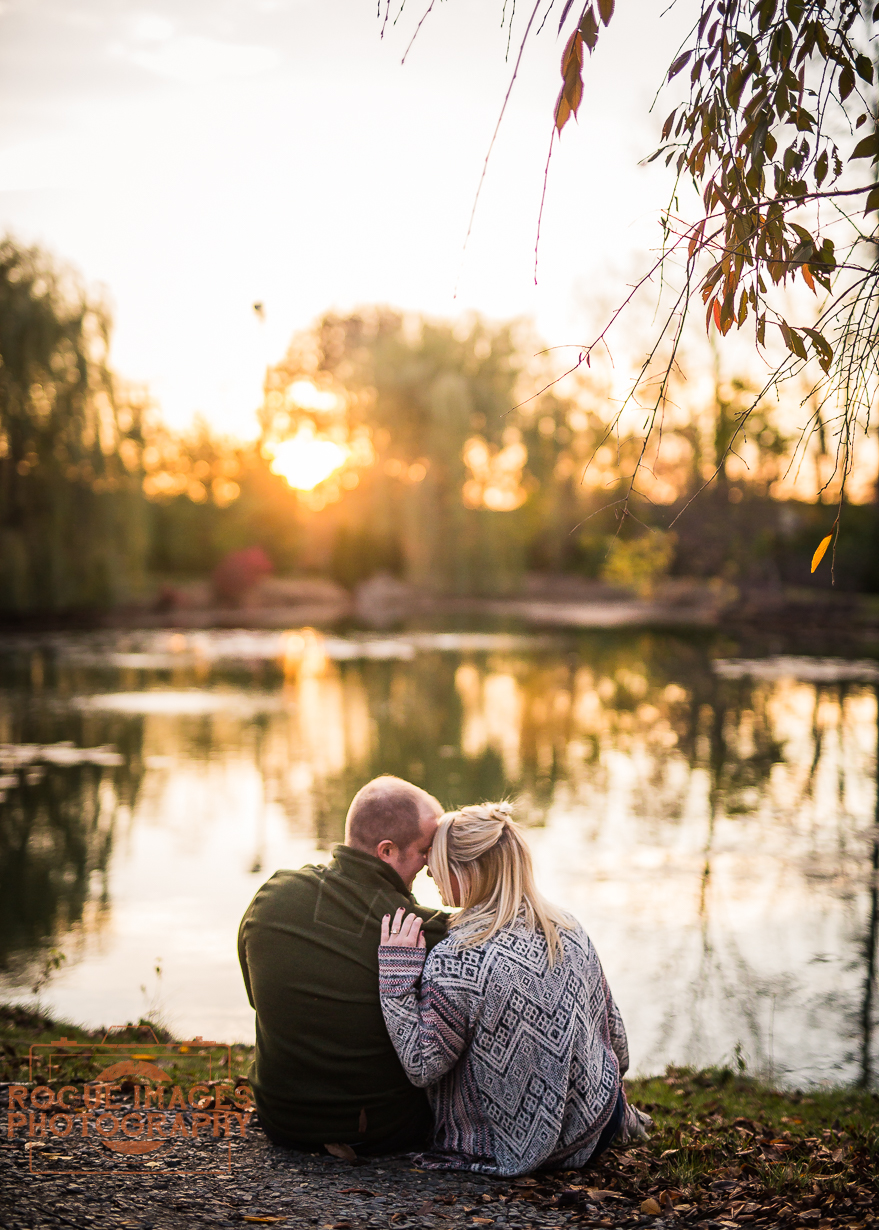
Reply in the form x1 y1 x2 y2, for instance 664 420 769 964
238 775 648 1176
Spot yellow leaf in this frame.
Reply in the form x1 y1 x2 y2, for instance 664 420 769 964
555 92 571 132
641 1199 662 1216
811 534 832 573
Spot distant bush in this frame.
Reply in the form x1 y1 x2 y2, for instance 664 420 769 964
602 531 677 597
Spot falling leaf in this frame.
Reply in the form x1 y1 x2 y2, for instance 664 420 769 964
811 534 832 573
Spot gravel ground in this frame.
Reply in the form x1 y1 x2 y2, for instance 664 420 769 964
3 1074 877 1230
0 1115 608 1230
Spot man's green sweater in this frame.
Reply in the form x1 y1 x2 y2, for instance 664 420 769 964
238 845 448 1148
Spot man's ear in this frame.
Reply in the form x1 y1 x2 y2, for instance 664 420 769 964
376 839 396 862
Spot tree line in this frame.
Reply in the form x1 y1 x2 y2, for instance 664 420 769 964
0 238 871 615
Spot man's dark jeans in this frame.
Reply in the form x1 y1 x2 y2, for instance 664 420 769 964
258 1099 432 1158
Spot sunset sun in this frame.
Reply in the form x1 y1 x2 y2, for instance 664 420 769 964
267 425 349 491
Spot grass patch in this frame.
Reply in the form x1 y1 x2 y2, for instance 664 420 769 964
2 1008 876 1225
0 1002 254 1088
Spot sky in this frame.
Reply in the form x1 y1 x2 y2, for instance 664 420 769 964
0 0 690 437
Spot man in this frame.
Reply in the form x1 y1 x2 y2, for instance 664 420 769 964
238 775 447 1154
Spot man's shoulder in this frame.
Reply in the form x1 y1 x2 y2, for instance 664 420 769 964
242 864 328 919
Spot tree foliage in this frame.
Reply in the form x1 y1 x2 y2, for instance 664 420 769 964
0 239 146 610
553 0 878 443
398 1 879 559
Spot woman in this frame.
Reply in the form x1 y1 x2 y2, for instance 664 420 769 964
378 801 649 1175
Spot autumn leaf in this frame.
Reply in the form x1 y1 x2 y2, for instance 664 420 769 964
324 1142 358 1162
579 8 599 52
597 0 614 27
851 132 878 160
641 1198 662 1215
668 51 692 81
810 534 832 573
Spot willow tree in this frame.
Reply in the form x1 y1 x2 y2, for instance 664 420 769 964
0 239 146 611
395 0 879 568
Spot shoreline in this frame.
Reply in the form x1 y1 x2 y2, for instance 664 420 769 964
1 1007 876 1230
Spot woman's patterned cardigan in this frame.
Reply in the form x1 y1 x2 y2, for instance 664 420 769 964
378 918 629 1176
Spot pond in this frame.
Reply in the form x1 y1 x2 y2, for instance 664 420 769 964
0 626 877 1088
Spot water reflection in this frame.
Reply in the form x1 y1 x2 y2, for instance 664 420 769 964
0 630 876 1086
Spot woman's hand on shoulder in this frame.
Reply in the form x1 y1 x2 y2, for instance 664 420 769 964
381 907 426 948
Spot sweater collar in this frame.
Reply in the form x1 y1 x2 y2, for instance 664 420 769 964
331 844 411 898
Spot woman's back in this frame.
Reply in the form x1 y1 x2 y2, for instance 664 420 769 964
379 914 628 1175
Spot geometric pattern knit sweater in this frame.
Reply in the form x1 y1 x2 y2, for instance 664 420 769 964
378 918 629 1176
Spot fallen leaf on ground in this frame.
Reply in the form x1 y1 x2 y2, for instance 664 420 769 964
641 1198 661 1215
339 1189 376 1197
242 1219 283 1224
323 1142 357 1162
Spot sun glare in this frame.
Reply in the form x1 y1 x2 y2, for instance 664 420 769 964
268 426 348 491
287 380 339 412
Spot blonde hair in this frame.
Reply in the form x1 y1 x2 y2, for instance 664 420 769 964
428 801 572 965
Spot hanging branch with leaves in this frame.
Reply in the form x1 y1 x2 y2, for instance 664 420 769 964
392 0 879 574
557 1 878 554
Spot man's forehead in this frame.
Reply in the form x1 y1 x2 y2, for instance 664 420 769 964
420 796 442 822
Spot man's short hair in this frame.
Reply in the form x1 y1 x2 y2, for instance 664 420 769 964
345 776 430 853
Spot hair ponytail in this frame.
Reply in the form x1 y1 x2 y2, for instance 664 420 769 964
428 802 572 965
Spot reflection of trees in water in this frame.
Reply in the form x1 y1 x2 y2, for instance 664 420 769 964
654 666 875 1083
1 631 875 1081
273 654 511 844
0 700 145 978
859 686 879 1087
